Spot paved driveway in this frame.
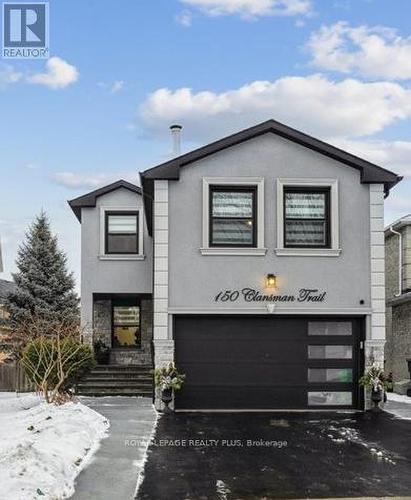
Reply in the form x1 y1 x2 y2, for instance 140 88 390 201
138 410 411 499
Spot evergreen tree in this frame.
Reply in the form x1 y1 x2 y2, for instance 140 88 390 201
6 211 79 324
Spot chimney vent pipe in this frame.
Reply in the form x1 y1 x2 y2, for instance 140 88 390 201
170 124 182 156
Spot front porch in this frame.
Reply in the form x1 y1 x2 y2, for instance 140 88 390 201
92 293 153 366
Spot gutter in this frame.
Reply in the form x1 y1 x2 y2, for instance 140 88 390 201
389 225 402 297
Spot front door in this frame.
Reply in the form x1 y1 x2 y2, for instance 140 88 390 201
112 297 141 348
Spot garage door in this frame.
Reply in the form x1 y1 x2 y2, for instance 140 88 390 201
174 316 363 410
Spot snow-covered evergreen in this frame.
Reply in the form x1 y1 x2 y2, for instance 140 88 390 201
6 211 79 324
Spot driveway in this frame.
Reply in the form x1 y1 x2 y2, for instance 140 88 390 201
138 410 411 499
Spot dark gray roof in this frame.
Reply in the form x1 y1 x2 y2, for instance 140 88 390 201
141 119 402 235
0 279 16 301
68 180 142 222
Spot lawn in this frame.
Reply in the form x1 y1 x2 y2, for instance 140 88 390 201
0 392 109 499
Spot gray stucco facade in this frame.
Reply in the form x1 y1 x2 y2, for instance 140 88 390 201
70 182 153 365
70 120 401 410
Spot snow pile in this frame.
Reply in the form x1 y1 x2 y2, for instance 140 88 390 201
0 392 109 499
387 392 411 405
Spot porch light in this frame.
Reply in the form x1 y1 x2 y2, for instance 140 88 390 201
265 274 277 289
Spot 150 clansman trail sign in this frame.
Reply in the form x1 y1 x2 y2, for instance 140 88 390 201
214 288 327 303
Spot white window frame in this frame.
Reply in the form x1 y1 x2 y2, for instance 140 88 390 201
99 206 145 260
276 178 341 257
201 177 266 256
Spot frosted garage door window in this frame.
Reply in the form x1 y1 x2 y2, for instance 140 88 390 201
308 322 352 336
308 391 352 406
308 368 353 383
308 345 352 359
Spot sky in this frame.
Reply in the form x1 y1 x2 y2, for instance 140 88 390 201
0 0 411 290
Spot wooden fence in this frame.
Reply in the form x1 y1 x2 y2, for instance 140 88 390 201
0 362 33 392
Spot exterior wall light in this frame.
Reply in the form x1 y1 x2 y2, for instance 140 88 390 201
266 274 277 289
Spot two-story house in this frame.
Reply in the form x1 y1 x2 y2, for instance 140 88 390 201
385 215 411 394
69 119 401 410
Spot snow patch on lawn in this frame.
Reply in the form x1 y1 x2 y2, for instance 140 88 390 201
387 393 411 404
0 392 109 499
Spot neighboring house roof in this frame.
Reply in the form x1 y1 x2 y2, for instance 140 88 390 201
140 119 402 235
385 214 411 236
68 180 142 222
0 279 16 302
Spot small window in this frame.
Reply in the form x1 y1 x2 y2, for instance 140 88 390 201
105 211 138 254
308 345 352 359
308 322 352 336
308 368 353 383
284 188 330 248
209 186 257 247
308 391 352 406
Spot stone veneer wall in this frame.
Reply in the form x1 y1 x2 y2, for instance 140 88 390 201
93 299 112 347
93 298 153 366
390 300 411 382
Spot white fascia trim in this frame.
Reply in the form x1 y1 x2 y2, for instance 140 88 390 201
274 248 341 257
99 206 144 258
276 178 340 254
98 254 146 261
202 177 265 253
200 247 267 256
168 307 372 315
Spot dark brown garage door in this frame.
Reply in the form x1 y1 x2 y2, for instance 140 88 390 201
174 315 364 410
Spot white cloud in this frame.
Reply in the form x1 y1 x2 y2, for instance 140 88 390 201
0 64 22 88
51 171 139 190
179 0 312 18
307 22 411 80
329 138 411 177
110 80 124 93
28 57 79 89
140 74 411 143
176 9 193 26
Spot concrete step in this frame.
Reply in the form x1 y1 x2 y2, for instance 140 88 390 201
77 386 153 396
78 381 153 389
83 375 153 383
91 365 153 374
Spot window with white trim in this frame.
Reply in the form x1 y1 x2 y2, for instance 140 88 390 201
105 211 139 254
201 177 266 255
276 179 340 256
99 207 145 259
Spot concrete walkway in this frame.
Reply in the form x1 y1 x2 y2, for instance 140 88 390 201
385 393 411 420
72 396 157 500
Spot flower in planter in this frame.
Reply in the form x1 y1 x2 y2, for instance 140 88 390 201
359 364 393 393
153 363 185 392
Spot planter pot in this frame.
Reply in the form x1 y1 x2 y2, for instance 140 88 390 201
371 389 383 412
161 388 173 413
96 350 110 365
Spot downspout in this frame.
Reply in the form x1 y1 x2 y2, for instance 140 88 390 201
389 226 402 297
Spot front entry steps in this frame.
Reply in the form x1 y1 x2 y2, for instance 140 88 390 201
76 365 153 397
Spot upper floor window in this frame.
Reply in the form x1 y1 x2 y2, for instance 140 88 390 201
276 179 340 257
105 211 139 254
210 186 257 247
284 188 330 248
